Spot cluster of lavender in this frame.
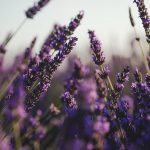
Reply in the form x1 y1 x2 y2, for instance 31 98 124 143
24 11 84 110
0 0 150 149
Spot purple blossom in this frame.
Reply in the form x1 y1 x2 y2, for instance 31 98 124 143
114 66 130 93
25 37 78 110
24 11 84 109
78 78 98 108
61 91 78 109
88 30 105 65
94 116 110 135
134 0 150 42
25 0 51 19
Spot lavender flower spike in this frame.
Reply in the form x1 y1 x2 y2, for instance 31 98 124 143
26 37 78 110
25 0 51 19
134 0 150 42
88 30 105 66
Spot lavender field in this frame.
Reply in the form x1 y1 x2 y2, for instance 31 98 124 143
0 0 150 149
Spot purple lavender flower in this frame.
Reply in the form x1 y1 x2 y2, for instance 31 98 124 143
121 95 134 111
78 78 98 108
114 66 130 94
39 24 66 59
134 0 150 42
24 11 84 103
64 58 88 96
61 91 78 109
67 11 84 34
25 0 51 19
116 66 130 84
25 37 78 110
93 116 110 135
39 11 84 59
3 77 27 123
88 30 105 65
131 72 150 148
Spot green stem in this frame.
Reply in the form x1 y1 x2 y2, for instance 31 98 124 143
34 141 40 150
13 122 21 149
4 18 27 47
101 65 114 91
27 79 40 94
133 27 150 75
138 40 150 74
100 66 125 142
106 75 114 91
0 72 19 101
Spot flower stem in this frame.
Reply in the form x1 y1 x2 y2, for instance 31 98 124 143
13 122 21 149
133 27 150 74
0 72 19 101
4 18 27 47
34 141 40 150
27 79 40 94
101 65 114 91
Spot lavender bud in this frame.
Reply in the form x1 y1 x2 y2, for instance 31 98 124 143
88 30 105 65
61 91 78 109
134 68 142 83
25 0 51 19
117 66 130 84
134 0 150 42
67 11 84 34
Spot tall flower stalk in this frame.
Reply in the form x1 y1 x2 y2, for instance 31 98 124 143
133 0 150 43
129 7 150 74
88 30 114 92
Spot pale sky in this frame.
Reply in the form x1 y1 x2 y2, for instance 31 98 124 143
0 0 150 65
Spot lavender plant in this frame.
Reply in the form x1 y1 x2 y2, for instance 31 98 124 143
0 0 150 150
